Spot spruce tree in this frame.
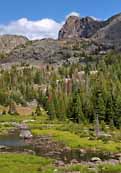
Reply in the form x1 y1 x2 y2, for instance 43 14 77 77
68 90 84 123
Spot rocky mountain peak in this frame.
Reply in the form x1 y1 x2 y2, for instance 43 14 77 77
58 15 104 40
58 15 81 39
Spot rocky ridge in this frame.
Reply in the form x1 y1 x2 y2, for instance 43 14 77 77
1 13 121 65
59 13 121 50
0 35 28 54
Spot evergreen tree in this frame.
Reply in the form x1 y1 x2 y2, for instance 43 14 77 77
68 90 84 123
105 94 114 124
47 100 56 120
94 89 105 121
114 95 121 128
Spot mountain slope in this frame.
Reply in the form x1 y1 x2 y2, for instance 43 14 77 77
92 13 121 49
1 38 106 65
0 35 28 54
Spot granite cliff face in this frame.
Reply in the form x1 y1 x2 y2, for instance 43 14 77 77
58 16 104 40
59 13 121 50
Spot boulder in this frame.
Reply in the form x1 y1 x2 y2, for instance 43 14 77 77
71 159 79 164
19 130 33 139
114 153 121 158
91 157 101 162
24 149 35 155
0 145 8 149
19 123 29 130
55 160 65 167
79 149 86 154
63 146 71 152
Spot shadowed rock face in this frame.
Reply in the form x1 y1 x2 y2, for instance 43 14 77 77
93 13 121 49
58 16 104 40
59 13 121 50
59 16 82 39
0 35 28 54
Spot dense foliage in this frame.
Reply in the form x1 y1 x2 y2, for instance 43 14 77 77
0 52 121 128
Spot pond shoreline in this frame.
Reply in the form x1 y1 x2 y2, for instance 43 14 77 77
0 131 121 167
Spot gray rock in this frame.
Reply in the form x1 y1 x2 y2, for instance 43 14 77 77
71 159 79 164
19 130 33 139
24 149 35 155
59 13 121 52
0 145 7 149
0 35 28 54
55 160 65 167
63 146 71 152
59 16 104 40
91 157 101 162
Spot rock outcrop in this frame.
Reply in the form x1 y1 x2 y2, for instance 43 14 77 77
58 16 104 40
0 35 28 54
59 13 121 50
1 38 106 65
93 13 121 49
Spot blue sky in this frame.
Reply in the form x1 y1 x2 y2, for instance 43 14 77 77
0 0 120 22
0 0 120 39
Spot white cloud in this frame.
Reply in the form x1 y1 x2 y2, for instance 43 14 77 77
0 18 62 40
0 12 81 40
0 12 95 40
66 12 80 19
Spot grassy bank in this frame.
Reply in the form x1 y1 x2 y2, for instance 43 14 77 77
0 153 54 173
32 129 121 152
0 153 121 173
0 114 120 152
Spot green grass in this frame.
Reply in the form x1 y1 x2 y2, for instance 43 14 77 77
0 124 13 134
98 164 121 173
0 114 48 123
58 164 121 173
0 114 120 153
58 164 94 173
0 153 121 173
0 153 54 173
32 129 121 152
